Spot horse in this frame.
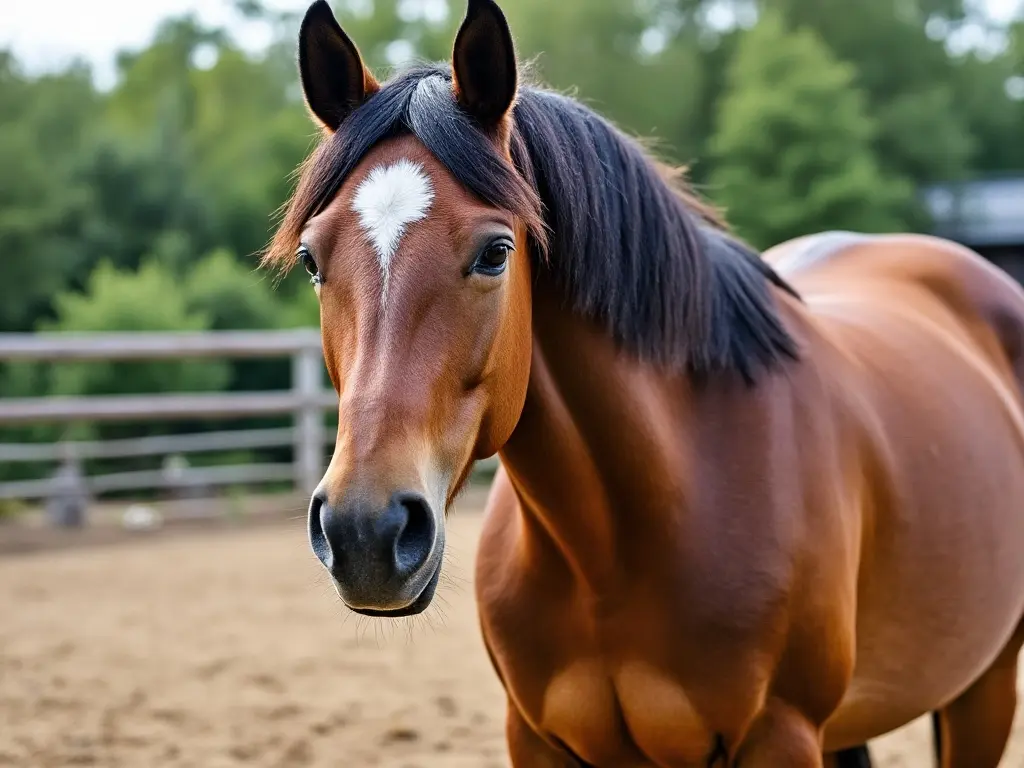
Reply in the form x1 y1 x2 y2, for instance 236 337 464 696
265 1 1024 765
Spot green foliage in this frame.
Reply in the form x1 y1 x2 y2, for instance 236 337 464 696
276 278 322 330
0 499 25 521
0 0 1019 488
185 249 280 332
0 55 102 331
708 13 912 248
0 0 1021 376
503 0 707 160
43 260 229 399
185 249 298 393
1014 20 1024 68
760 0 977 184
950 50 1024 173
105 17 314 262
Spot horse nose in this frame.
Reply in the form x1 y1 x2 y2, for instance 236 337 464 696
308 489 437 609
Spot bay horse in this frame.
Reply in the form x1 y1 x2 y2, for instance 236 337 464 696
267 1 1024 765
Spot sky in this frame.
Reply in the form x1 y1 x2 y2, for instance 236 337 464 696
1 0 1022 89
0 0 304 87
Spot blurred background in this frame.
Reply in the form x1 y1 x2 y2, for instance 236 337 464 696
0 0 1022 766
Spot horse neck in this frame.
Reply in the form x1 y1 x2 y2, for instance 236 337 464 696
497 280 706 594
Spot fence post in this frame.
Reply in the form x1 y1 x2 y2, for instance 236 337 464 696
46 441 88 527
293 345 325 496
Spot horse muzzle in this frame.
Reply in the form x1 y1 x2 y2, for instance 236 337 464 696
308 488 444 616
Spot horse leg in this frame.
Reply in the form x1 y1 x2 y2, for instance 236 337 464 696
932 623 1024 768
506 702 581 767
734 700 824 767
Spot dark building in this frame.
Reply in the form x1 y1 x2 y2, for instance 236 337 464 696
922 176 1024 284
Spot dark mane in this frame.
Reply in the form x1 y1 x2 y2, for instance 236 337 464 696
267 64 799 383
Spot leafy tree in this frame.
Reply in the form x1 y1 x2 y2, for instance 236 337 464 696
71 131 215 276
43 259 229 400
0 0 1021 375
504 0 708 163
1008 19 1024 165
950 49 1024 173
185 249 280 332
0 0 1021 483
105 17 314 263
185 249 294 394
277 281 321 330
0 55 102 331
708 13 912 249
724 0 979 184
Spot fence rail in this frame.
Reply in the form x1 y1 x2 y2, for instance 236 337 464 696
0 330 331 515
0 329 323 361
0 330 499 518
0 463 298 501
0 428 307 463
0 391 339 424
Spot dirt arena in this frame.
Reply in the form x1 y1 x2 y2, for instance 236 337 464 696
3 491 1024 767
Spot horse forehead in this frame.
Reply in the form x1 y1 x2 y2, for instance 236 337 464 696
344 142 466 253
351 157 437 270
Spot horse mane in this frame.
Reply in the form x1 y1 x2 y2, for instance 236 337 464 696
266 64 799 384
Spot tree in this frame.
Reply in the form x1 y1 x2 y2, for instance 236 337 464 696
185 249 295 393
0 55 102 331
0 0 1020 343
503 0 708 164
708 12 912 249
710 0 980 184
950 48 1024 174
105 17 314 264
43 259 229 402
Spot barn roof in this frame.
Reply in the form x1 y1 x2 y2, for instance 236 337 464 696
923 176 1024 248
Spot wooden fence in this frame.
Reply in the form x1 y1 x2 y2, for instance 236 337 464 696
0 330 334 514
0 330 498 519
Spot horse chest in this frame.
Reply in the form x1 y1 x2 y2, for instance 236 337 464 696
537 658 718 766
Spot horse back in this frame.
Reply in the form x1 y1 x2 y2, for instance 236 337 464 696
768 232 1024 367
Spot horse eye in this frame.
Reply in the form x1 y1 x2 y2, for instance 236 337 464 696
472 240 513 277
297 246 320 284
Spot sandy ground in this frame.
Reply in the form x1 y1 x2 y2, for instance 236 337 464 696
3 494 1024 767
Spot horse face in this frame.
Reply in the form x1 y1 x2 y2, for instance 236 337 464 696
302 137 532 615
294 0 531 616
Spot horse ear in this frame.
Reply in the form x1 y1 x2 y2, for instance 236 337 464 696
452 0 518 128
298 0 379 132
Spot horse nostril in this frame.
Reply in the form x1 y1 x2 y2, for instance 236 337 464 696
308 491 330 567
393 493 435 575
